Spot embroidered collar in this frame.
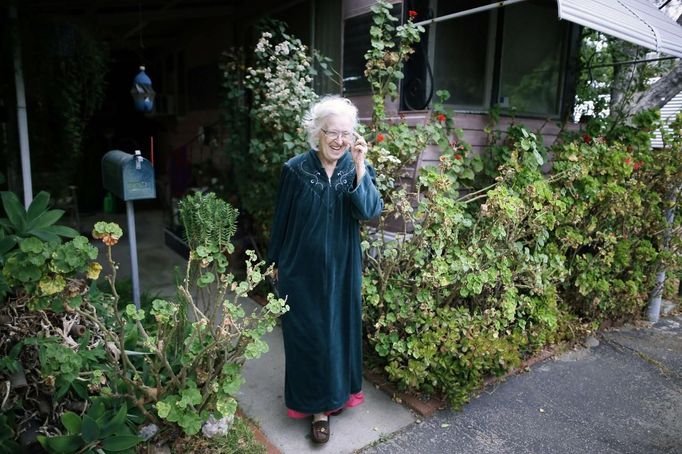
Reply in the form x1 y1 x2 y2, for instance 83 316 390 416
301 149 355 191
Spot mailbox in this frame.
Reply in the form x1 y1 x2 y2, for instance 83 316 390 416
101 150 156 201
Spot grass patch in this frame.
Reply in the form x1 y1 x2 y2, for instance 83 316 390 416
170 415 266 454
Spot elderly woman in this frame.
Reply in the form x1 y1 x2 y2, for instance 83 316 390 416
268 96 383 443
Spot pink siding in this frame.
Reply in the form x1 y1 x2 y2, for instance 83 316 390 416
349 92 577 171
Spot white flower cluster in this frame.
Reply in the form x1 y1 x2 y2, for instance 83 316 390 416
138 424 158 441
373 146 402 165
274 41 290 56
201 413 234 438
245 31 318 131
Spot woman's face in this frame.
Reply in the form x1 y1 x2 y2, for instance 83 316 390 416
317 115 354 164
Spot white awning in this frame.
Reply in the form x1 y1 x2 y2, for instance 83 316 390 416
557 0 682 58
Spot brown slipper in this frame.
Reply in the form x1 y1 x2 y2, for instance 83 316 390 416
311 418 330 443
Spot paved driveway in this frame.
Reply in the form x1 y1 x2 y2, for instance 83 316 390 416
362 316 682 454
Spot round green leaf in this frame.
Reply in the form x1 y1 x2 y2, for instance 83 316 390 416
197 272 215 287
19 237 43 253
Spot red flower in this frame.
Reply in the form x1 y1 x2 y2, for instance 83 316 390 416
408 10 418 19
454 154 463 160
376 133 385 143
437 114 446 122
582 134 592 144
633 161 643 170
625 157 632 165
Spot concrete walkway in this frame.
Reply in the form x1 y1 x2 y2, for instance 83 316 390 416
81 209 415 453
238 300 415 453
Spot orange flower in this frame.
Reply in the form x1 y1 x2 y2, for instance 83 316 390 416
101 235 118 246
454 154 463 160
408 10 418 20
376 133 385 142
625 157 632 165
437 114 446 122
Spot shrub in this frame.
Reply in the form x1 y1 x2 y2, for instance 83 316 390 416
551 111 682 320
0 191 81 303
363 127 569 406
359 1 682 407
0 191 287 450
220 20 335 245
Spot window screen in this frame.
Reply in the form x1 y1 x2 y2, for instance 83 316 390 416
343 4 402 96
432 0 494 109
400 0 572 117
498 1 566 115
343 13 373 95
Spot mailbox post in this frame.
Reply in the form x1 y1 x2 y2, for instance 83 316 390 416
102 150 156 309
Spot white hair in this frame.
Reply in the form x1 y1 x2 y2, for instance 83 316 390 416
302 95 358 150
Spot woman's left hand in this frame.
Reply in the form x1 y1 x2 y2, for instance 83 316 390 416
351 131 367 181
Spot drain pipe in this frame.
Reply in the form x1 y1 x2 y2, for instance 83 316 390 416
9 5 33 207
648 185 681 323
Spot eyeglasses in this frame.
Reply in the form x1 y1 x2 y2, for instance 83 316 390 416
321 129 352 140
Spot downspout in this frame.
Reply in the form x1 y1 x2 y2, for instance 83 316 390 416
9 5 33 207
647 185 681 323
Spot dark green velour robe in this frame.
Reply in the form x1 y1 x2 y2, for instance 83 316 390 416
268 149 383 415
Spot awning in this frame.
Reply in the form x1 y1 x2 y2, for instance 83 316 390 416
557 0 682 58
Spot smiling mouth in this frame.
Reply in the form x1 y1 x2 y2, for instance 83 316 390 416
329 144 344 151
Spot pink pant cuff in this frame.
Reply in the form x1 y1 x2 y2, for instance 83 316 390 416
287 392 365 419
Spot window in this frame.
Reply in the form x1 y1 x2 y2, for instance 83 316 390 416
342 12 373 95
498 1 566 115
430 0 496 110
343 4 402 96
401 0 575 117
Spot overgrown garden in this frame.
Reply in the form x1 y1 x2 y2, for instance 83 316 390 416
358 1 682 406
216 0 682 409
2 0 681 450
0 191 286 452
217 0 682 407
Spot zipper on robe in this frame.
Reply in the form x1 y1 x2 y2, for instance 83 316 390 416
323 174 331 302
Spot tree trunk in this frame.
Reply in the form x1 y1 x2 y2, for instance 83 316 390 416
630 62 682 113
609 41 640 114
